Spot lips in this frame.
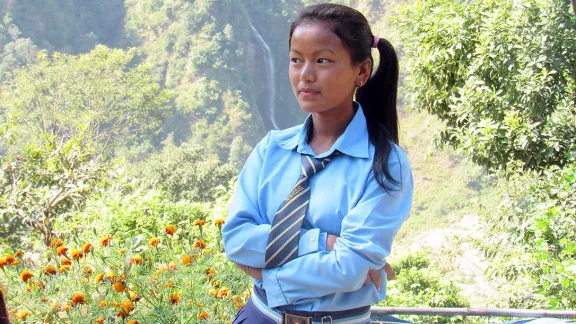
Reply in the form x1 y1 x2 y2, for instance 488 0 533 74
299 88 320 95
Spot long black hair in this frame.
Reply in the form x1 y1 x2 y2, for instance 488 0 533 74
289 3 401 190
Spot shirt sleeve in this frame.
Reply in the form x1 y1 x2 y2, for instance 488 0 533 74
222 132 328 268
261 147 414 308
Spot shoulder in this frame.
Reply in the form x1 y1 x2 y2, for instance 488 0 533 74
255 124 303 152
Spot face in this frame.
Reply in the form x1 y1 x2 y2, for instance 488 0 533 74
289 22 370 114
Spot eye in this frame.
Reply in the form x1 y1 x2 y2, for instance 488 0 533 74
317 58 331 63
290 58 302 64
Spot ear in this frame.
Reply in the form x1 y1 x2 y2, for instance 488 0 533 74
357 58 372 82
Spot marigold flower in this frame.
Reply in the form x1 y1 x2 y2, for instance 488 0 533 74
197 311 209 320
116 300 134 318
206 269 216 276
217 287 229 298
127 321 140 324
242 290 250 298
15 309 30 320
14 250 22 258
105 271 116 282
50 238 63 248
5 255 15 263
0 258 7 268
20 270 34 282
71 293 86 306
214 218 225 226
182 255 191 266
170 292 181 304
61 303 71 311
95 318 105 323
59 265 71 273
61 258 72 266
165 225 177 236
10 260 21 266
119 248 128 254
95 273 105 284
148 237 161 247
164 279 174 288
113 281 127 293
194 240 207 249
130 254 143 265
84 265 93 274
71 249 83 260
235 301 244 309
129 291 141 302
194 219 205 226
100 236 113 247
56 246 68 256
99 300 108 307
168 261 177 270
82 242 93 254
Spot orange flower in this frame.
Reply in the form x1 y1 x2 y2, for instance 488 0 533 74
14 251 23 258
61 258 72 266
206 269 216 276
56 246 68 256
99 236 113 247
71 249 83 260
165 225 177 236
50 239 63 248
84 265 93 274
129 291 141 302
113 281 127 293
0 258 7 268
148 237 161 247
182 255 191 266
119 248 128 254
168 261 177 270
5 255 15 263
15 309 30 320
95 318 105 323
71 293 86 306
82 242 93 254
95 273 104 284
61 303 71 311
82 278 89 285
10 260 20 266
194 240 207 249
130 254 143 265
217 287 229 298
170 292 180 304
44 265 57 275
99 300 108 307
194 219 205 226
197 311 209 320
214 218 225 226
59 265 71 273
116 300 134 318
20 270 34 282
127 321 140 324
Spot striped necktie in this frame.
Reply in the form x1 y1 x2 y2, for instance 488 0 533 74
264 152 338 269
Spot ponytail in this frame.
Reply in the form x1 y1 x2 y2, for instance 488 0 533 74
356 38 400 190
290 4 402 190
0 289 10 324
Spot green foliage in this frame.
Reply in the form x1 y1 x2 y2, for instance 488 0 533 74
134 143 236 203
383 253 469 323
481 160 576 309
0 129 108 246
1 45 174 155
0 15 37 80
397 0 576 171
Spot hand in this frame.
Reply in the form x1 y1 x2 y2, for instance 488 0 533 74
234 262 263 281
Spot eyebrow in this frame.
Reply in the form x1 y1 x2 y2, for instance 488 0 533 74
290 48 336 55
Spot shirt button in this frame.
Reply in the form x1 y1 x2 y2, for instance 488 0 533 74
310 236 316 242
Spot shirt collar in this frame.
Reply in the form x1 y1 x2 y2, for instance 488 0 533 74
275 103 370 159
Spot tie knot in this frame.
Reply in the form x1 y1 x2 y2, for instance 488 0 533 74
301 152 338 178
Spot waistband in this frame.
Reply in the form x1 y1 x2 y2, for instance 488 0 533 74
251 285 371 324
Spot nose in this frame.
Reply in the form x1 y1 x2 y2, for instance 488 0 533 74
300 62 316 83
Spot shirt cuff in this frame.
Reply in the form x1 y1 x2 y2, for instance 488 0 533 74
298 228 326 256
262 267 288 308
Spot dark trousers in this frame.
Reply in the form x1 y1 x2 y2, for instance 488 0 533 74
233 298 278 324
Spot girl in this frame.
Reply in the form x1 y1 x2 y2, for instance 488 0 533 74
223 3 413 323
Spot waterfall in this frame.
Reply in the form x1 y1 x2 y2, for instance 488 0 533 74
250 23 280 130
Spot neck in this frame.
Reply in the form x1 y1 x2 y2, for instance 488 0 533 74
308 101 355 154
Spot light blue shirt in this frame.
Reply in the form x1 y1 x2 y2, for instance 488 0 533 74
222 104 413 311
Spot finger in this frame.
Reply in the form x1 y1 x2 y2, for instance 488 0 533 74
369 270 381 291
383 264 397 280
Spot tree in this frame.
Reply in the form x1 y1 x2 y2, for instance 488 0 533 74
1 45 174 156
397 0 576 172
